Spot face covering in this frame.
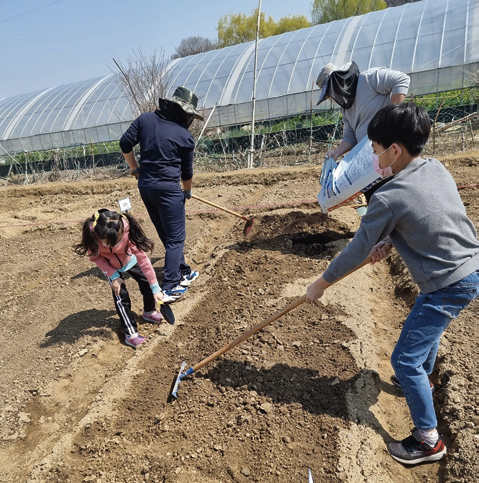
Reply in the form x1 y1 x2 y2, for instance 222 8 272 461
156 100 192 128
372 146 400 178
326 61 360 109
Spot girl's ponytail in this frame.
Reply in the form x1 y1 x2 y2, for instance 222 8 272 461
123 212 154 253
73 215 100 257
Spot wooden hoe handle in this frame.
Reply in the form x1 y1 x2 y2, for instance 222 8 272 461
192 254 373 373
192 194 248 221
192 295 306 373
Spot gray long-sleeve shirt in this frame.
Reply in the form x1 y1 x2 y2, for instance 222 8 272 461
342 68 410 146
323 158 479 293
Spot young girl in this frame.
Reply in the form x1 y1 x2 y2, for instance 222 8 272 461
74 208 164 349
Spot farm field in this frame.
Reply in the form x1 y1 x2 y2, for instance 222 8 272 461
0 151 477 483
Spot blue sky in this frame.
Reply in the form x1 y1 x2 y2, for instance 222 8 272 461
0 0 314 99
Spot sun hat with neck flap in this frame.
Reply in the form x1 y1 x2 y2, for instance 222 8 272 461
161 86 204 121
316 61 359 108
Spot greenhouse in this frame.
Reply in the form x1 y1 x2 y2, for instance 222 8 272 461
0 0 477 156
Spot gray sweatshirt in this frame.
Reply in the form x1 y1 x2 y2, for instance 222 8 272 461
323 158 479 293
342 68 410 146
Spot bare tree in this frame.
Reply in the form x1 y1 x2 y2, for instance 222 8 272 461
112 48 171 117
171 36 218 59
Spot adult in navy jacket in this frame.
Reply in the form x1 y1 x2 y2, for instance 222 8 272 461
120 87 204 303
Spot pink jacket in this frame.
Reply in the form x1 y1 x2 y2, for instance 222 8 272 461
88 219 159 292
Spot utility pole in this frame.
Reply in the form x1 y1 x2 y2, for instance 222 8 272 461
248 0 262 169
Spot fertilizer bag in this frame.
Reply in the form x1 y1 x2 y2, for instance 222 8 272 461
317 136 383 213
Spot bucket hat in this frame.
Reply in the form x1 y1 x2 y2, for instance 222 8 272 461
163 86 204 121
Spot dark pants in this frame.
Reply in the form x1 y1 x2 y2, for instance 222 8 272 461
112 263 156 336
139 186 191 290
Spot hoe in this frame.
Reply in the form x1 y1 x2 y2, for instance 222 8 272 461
192 194 255 236
170 255 374 399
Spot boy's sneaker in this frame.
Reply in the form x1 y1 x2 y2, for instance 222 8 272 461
142 310 163 323
180 270 199 287
388 428 446 464
162 285 187 303
125 333 146 349
391 375 436 394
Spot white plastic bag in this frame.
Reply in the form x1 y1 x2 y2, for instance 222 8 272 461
317 136 382 213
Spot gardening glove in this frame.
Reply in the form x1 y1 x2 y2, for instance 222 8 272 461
183 190 192 200
131 168 139 179
319 157 337 186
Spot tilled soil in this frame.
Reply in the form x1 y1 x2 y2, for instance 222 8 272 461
0 153 477 483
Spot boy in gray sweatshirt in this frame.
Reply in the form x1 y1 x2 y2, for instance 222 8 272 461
306 103 479 465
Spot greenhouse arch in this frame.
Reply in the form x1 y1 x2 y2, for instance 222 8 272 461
0 0 477 155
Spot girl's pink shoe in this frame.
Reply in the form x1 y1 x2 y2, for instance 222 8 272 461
142 310 163 323
125 333 146 349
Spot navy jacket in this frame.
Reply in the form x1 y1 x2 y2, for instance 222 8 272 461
120 112 194 190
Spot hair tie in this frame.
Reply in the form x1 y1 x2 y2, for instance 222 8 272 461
91 212 100 228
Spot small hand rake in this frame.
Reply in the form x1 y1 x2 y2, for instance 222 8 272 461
170 255 373 399
191 194 255 236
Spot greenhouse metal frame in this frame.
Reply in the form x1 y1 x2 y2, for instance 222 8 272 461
0 0 477 155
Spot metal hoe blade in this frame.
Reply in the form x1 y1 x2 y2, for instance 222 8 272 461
243 217 254 236
170 361 186 400
170 361 195 399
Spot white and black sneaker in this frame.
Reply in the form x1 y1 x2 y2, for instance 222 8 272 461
180 270 199 287
163 285 187 303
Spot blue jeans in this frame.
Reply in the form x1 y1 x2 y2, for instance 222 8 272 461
139 187 191 291
391 270 478 430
